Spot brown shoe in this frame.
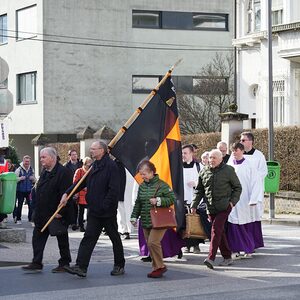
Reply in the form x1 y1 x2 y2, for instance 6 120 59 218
22 263 43 272
51 265 68 273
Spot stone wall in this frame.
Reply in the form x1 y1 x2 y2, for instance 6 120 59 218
264 191 300 214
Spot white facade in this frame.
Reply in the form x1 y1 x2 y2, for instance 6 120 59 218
234 0 300 128
0 0 233 161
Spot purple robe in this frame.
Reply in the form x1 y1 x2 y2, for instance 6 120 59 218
138 221 186 257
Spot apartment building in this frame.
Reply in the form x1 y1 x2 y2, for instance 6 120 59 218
0 0 233 164
233 0 300 128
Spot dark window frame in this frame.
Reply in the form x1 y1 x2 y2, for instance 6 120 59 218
132 10 229 32
132 10 162 29
0 13 8 44
17 71 37 104
192 12 229 31
132 75 162 94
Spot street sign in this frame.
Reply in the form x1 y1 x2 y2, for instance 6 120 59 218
0 120 9 148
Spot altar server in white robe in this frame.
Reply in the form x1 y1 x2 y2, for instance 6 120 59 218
228 131 267 217
227 142 264 258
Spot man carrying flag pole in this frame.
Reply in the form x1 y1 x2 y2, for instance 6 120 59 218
109 62 186 258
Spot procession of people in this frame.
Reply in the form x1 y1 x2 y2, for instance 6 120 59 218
0 135 268 279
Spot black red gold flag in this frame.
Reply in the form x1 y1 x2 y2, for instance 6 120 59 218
109 74 185 230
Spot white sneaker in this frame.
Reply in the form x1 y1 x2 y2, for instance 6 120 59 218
219 258 233 266
16 220 22 225
0 222 7 229
242 253 253 259
232 252 241 260
3 218 8 223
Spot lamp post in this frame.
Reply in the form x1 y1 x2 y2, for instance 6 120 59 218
267 0 275 219
0 56 12 149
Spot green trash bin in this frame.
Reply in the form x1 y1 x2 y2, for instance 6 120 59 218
264 161 281 193
0 172 17 214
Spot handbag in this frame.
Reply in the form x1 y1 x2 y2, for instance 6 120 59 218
150 183 177 229
48 218 68 236
150 206 177 229
183 212 207 239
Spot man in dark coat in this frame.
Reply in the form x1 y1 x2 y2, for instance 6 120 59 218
64 149 82 230
22 147 73 273
61 140 125 278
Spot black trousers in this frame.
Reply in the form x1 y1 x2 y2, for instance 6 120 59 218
14 191 31 221
76 214 125 270
78 204 87 228
32 225 71 267
72 198 79 225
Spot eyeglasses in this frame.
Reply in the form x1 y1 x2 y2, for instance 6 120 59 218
90 148 103 151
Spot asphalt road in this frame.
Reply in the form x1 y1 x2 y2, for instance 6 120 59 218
0 221 299 300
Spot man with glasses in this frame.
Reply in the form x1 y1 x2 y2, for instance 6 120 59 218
60 140 125 278
239 132 267 216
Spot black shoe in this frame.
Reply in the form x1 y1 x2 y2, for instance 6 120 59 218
22 263 43 272
177 250 183 259
64 265 87 277
80 227 85 232
141 256 152 262
110 266 125 276
71 224 78 231
51 265 68 273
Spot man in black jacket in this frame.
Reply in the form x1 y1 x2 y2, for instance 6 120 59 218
61 140 125 277
22 147 73 273
64 149 82 231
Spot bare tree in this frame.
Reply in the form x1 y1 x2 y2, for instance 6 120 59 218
178 52 234 134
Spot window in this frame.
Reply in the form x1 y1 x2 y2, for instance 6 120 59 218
254 0 261 31
132 76 228 95
132 10 228 31
132 76 160 93
132 11 161 28
17 72 37 104
0 14 7 44
273 80 285 125
193 13 228 30
272 9 283 25
16 5 37 40
247 0 261 33
193 77 229 95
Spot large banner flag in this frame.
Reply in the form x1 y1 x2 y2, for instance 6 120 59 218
109 69 185 230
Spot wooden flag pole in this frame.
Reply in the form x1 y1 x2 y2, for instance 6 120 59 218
108 59 182 149
40 166 92 233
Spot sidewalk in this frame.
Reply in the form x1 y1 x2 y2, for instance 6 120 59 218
262 212 300 226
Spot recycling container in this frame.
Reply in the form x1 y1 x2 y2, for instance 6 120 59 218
0 172 17 214
264 161 281 193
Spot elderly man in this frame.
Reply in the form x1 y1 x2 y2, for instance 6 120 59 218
61 140 125 278
217 141 230 164
22 147 73 273
191 149 242 269
14 155 36 224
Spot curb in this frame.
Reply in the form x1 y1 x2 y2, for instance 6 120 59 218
262 219 300 227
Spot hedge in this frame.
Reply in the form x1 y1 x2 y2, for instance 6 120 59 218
182 126 300 192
